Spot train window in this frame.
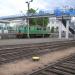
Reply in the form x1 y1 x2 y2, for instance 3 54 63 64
24 27 26 29
37 28 41 30
37 28 39 30
7 27 13 30
29 27 30 30
43 28 46 30
0 27 2 30
4 27 7 30
19 30 21 33
47 27 50 30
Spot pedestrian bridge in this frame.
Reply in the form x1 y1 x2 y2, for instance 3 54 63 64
0 9 75 39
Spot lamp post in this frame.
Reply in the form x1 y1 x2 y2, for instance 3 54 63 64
26 0 33 38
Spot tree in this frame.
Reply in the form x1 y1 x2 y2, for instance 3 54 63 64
28 8 37 25
37 17 49 27
27 8 49 27
28 8 36 14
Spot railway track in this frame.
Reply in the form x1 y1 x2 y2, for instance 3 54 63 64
0 40 74 49
28 54 75 75
0 40 75 65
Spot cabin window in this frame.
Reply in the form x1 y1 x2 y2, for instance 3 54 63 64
37 27 41 30
0 27 2 30
29 27 30 30
4 27 7 30
19 30 21 33
24 27 26 29
43 28 46 30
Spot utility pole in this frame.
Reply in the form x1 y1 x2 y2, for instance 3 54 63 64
43 17 44 38
26 0 33 38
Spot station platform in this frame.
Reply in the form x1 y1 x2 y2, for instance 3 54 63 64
0 38 73 46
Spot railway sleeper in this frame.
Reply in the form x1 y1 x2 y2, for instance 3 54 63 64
56 64 75 71
64 61 75 64
52 65 75 74
47 67 73 75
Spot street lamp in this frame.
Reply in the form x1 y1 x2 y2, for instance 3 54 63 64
26 0 33 38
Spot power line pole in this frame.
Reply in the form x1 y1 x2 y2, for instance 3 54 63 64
26 0 33 38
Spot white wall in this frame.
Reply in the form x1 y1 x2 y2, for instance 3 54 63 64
47 17 66 31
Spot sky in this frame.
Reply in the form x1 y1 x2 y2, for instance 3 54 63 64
0 0 75 16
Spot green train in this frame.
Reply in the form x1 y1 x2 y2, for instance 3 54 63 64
16 25 50 38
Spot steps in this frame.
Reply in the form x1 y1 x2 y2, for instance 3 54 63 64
61 18 75 34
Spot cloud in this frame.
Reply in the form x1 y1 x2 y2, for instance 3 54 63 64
0 0 27 16
31 0 48 10
46 0 75 9
0 0 75 16
0 0 49 16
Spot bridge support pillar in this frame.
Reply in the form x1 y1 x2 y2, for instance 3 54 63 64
65 20 69 39
59 23 62 39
